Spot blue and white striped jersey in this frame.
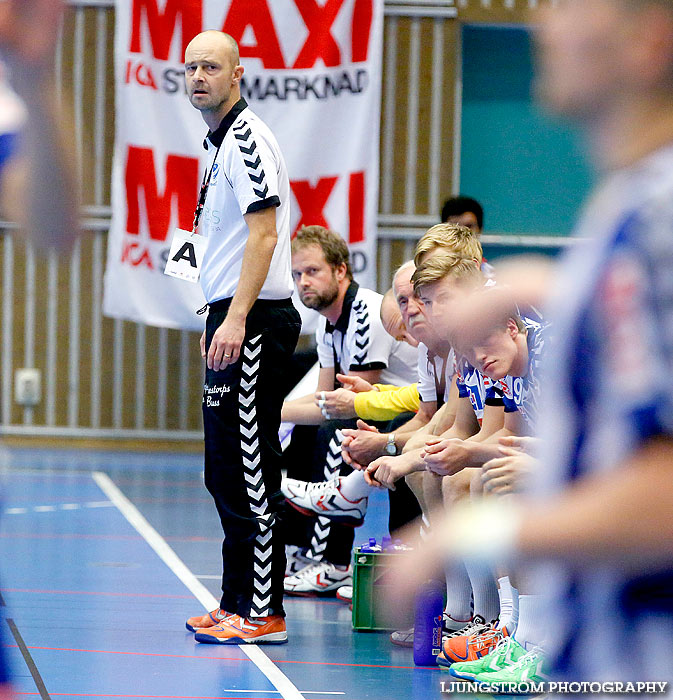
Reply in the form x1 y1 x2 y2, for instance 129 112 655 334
455 355 512 423
533 142 673 682
498 316 548 432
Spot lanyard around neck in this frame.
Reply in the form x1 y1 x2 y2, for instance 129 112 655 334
192 141 223 233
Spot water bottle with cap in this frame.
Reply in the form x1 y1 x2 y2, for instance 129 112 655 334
359 537 382 553
413 579 444 666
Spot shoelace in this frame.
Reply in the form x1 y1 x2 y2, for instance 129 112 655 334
306 478 339 494
446 616 488 639
505 646 545 672
294 561 332 579
472 628 502 651
491 635 517 657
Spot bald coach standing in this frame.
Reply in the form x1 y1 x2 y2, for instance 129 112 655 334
181 31 300 645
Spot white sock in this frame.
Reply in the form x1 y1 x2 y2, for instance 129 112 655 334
514 594 545 650
463 560 499 623
444 561 473 628
497 576 519 636
338 470 372 501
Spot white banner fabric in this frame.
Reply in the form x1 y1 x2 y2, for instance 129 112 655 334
104 0 383 330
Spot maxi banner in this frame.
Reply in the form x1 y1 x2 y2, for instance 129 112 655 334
104 0 383 331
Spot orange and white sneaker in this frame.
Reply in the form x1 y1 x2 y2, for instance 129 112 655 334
185 608 231 633
194 614 288 645
440 627 505 666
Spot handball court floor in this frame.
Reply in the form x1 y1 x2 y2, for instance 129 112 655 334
0 445 449 700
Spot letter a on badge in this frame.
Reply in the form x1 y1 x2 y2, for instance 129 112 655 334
164 228 206 283
172 241 197 266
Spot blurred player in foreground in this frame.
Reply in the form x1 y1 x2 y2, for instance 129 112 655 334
395 0 673 686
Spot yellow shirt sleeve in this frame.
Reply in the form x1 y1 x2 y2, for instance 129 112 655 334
353 383 420 421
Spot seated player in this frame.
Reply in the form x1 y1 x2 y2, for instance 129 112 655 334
280 226 417 595
363 257 513 646
314 289 422 422
409 253 549 664
422 288 549 677
283 260 455 525
283 222 487 527
319 225 486 483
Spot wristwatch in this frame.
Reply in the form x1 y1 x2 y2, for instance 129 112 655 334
385 433 398 456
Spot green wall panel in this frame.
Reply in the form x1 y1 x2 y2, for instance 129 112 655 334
460 25 593 236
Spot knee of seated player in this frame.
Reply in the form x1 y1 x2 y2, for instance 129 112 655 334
405 471 424 500
441 468 474 509
401 436 420 455
469 466 485 500
421 470 445 525
403 471 428 520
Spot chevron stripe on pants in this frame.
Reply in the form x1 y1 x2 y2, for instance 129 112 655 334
203 297 300 618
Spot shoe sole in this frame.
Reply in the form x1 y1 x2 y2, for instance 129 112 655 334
284 587 346 598
285 499 364 528
186 621 221 633
335 591 352 603
194 631 288 645
437 656 453 669
448 667 480 681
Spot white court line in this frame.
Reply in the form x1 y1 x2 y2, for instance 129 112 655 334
174 693 343 697
3 501 114 515
92 471 306 700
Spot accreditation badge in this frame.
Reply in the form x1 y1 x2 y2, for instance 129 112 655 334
163 228 206 284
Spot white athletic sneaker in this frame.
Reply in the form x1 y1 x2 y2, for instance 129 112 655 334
390 627 415 647
284 560 352 596
336 585 353 603
284 545 313 577
281 477 367 527
443 614 490 641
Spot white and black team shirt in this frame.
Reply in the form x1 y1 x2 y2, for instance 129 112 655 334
416 343 455 408
316 283 418 388
199 98 293 303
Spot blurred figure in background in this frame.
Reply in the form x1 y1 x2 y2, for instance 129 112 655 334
440 195 494 277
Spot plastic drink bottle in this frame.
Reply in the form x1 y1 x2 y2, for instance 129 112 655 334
413 579 444 666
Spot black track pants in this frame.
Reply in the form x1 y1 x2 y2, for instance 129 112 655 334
202 297 300 618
